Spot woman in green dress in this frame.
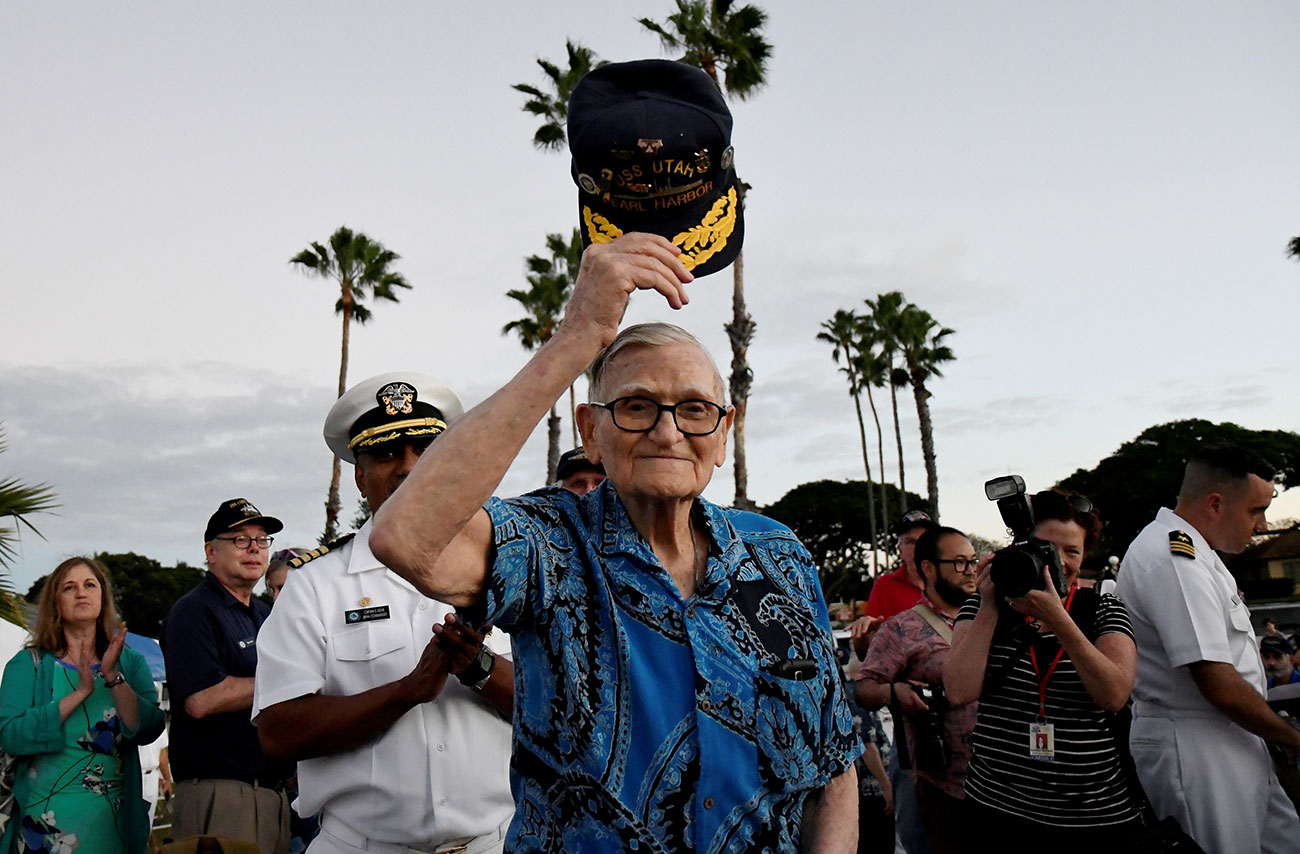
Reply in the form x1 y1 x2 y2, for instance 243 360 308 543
0 557 165 853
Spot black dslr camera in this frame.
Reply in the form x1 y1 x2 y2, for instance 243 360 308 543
910 683 950 773
984 475 1067 598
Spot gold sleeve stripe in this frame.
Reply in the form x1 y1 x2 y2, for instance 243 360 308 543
348 418 447 450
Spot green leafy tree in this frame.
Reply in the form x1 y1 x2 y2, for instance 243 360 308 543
817 310 879 572
1057 419 1300 561
763 479 927 602
641 0 772 510
26 553 205 637
0 426 58 626
894 301 955 520
504 231 583 483
289 227 412 541
866 291 912 511
512 40 604 151
511 43 605 461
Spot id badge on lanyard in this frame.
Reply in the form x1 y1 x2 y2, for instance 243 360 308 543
1027 587 1077 761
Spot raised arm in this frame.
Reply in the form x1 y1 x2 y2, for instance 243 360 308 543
943 557 998 705
370 234 692 605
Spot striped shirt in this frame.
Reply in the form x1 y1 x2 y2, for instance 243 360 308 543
956 590 1141 827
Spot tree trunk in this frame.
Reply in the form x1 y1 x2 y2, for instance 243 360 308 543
546 405 561 484
325 303 353 542
890 378 907 512
851 390 878 575
865 382 889 542
569 384 578 447
725 192 757 511
910 371 940 520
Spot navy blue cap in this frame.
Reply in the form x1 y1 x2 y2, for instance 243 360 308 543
568 59 743 278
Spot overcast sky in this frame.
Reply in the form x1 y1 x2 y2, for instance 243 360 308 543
2 2 1298 596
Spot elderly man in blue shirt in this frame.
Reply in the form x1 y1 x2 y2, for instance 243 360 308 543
371 231 861 853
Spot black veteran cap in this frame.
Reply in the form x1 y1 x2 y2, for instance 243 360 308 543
204 498 284 543
567 58 744 278
556 447 605 481
324 372 465 464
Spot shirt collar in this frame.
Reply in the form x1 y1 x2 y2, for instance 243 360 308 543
347 516 421 593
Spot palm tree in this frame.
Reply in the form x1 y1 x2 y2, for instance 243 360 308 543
852 322 893 541
512 40 604 151
866 291 911 512
0 425 57 626
504 230 582 483
817 310 878 572
641 0 772 511
289 227 411 541
894 303 955 520
1289 235 1300 260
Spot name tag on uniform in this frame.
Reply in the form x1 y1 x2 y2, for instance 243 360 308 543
344 605 390 624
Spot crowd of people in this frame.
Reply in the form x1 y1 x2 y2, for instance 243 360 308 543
0 59 1297 854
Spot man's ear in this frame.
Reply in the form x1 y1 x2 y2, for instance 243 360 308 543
713 406 736 468
576 404 601 464
203 541 216 567
353 460 368 502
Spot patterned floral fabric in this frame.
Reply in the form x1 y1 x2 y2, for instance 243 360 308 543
857 607 978 799
478 483 862 854
18 661 126 854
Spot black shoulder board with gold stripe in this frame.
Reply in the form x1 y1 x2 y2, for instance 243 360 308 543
1169 530 1195 559
288 533 356 569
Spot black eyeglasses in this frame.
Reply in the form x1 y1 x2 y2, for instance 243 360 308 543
593 396 728 436
936 558 979 574
215 535 274 550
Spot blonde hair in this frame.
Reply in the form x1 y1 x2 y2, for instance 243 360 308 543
29 557 121 656
588 323 726 403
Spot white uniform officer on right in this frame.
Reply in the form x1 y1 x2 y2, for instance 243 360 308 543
1118 443 1300 854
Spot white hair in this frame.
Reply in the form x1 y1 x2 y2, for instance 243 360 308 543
587 323 726 403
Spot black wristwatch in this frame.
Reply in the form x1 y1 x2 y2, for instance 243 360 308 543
456 647 497 691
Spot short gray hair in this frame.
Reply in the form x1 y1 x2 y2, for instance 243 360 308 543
588 323 726 403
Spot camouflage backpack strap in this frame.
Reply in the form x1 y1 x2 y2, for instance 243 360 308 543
288 533 356 569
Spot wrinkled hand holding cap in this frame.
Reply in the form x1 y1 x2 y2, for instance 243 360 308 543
325 372 465 463
204 498 284 542
567 58 744 277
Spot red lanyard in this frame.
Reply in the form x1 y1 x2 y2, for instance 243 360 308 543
1027 586 1077 718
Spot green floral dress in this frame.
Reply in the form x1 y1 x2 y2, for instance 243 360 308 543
16 661 126 854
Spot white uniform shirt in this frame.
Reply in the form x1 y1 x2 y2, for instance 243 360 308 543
1117 507 1265 714
252 519 514 845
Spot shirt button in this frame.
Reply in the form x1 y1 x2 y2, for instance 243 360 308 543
704 797 715 810
700 699 712 713
419 601 428 610
439 798 447 806
437 743 445 752
686 607 696 619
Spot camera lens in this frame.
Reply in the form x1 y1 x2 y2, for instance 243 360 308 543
990 547 1043 598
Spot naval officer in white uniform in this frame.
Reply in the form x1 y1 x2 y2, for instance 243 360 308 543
1118 443 1300 853
253 373 515 854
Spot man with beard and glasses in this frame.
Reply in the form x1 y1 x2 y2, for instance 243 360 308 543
856 526 979 853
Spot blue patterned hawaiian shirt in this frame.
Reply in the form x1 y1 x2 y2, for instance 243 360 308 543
476 482 862 854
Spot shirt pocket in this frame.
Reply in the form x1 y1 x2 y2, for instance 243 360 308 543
330 621 409 687
753 667 827 792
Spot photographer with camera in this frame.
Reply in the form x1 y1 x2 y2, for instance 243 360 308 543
856 526 980 853
944 484 1142 851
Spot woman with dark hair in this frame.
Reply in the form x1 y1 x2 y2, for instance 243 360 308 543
0 557 165 853
944 491 1142 851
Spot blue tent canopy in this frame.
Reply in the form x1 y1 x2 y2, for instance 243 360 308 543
125 632 166 682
